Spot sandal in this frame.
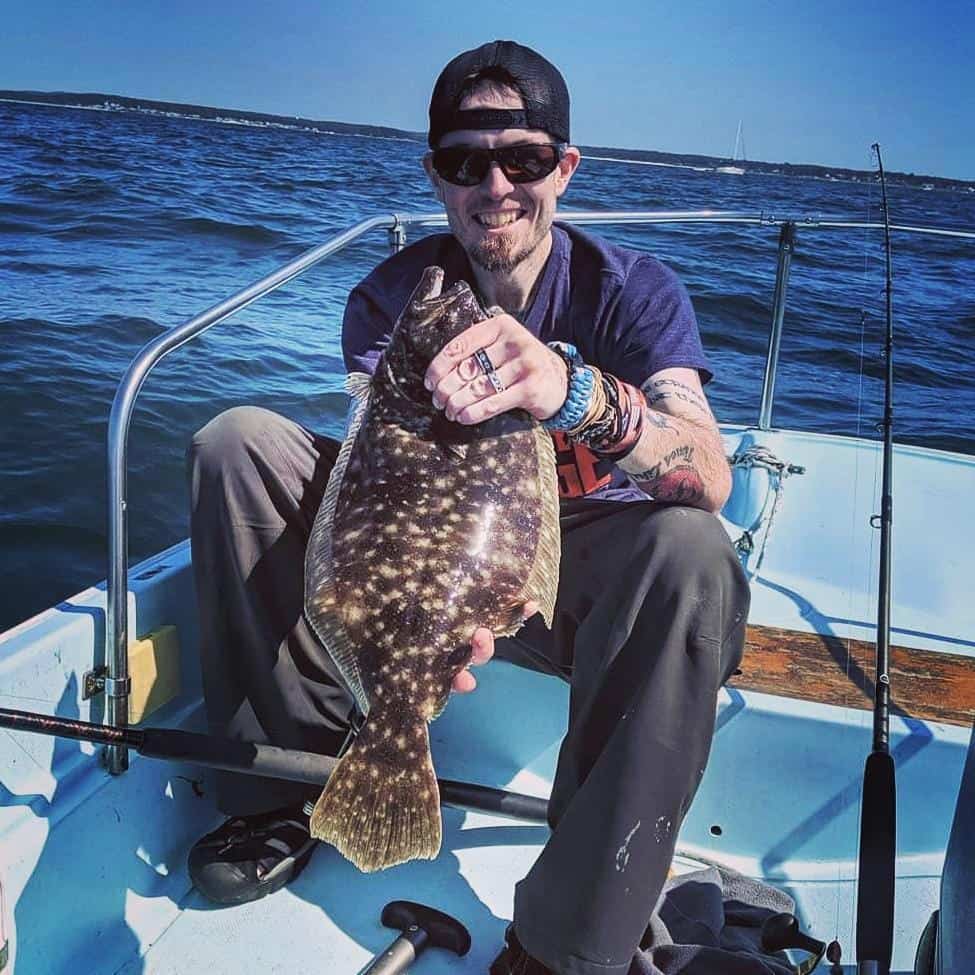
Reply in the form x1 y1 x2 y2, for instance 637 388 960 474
188 802 317 905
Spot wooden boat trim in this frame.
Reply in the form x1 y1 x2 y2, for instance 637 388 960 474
731 624 975 727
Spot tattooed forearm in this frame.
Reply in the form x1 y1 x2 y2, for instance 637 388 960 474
618 372 731 511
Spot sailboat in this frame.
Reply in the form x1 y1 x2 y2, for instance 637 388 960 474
717 119 748 175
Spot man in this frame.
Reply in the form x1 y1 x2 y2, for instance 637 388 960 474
187 40 749 975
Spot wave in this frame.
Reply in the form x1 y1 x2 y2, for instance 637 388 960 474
170 215 287 244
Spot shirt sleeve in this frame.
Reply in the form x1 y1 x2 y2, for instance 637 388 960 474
601 258 713 387
342 283 393 376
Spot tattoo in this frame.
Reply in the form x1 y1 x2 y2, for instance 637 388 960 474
632 461 662 482
630 445 694 481
664 444 694 466
644 408 674 430
641 378 710 415
649 466 706 504
629 443 705 503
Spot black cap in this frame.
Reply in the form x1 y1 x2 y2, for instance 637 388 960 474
428 40 570 148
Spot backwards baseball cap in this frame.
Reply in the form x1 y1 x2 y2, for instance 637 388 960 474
428 40 570 149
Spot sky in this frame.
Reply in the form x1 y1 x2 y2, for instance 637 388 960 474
2 0 972 180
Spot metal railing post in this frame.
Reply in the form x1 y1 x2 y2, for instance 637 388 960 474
103 214 394 773
758 221 796 430
388 221 406 254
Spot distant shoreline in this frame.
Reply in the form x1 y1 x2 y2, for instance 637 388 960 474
2 90 971 193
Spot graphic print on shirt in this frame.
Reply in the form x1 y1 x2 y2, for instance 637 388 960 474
551 432 614 498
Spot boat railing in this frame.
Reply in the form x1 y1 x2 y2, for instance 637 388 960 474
100 208 975 773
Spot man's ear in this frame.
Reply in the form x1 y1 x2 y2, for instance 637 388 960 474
554 146 581 198
422 153 445 203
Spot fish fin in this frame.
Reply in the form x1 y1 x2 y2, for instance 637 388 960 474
520 426 561 629
345 371 372 402
309 710 441 872
304 384 372 716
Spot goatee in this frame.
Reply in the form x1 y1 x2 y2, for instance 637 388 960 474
470 235 527 274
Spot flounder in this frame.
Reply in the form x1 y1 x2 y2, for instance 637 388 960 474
304 266 560 871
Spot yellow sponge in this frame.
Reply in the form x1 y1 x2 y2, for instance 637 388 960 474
129 625 181 724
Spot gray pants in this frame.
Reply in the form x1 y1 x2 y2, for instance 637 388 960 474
187 406 750 975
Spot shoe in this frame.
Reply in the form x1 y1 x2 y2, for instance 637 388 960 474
188 803 317 905
490 925 555 974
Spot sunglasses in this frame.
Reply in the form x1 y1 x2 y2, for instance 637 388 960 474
431 143 566 187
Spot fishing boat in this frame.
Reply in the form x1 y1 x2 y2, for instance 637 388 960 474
1 206 973 975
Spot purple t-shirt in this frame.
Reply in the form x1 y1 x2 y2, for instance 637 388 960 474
342 222 711 502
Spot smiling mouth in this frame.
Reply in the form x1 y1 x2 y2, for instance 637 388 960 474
474 210 525 228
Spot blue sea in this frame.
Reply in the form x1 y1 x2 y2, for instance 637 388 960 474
2 100 974 632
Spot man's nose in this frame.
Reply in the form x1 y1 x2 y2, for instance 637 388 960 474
480 161 515 196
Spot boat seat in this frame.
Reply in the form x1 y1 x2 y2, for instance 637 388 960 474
914 718 975 974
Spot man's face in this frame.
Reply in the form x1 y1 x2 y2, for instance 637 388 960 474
424 86 580 275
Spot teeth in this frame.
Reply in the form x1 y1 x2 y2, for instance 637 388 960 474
477 212 521 228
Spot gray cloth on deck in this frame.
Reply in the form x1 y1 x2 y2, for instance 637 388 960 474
632 865 796 974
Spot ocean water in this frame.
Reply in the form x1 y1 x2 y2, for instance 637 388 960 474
2 101 974 632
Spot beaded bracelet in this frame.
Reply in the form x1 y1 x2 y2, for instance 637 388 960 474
543 342 646 458
542 343 596 431
571 372 647 458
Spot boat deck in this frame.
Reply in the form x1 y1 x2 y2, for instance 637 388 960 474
2 426 974 973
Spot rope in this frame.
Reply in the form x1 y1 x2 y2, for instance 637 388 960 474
728 445 806 572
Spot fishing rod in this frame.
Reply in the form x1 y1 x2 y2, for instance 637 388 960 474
0 705 549 823
854 143 896 975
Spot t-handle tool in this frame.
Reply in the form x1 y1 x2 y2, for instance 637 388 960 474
361 901 471 974
761 913 827 974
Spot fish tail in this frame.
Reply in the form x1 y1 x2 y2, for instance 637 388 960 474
309 709 441 872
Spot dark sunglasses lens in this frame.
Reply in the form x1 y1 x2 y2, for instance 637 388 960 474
433 148 489 186
499 145 560 182
433 145 561 186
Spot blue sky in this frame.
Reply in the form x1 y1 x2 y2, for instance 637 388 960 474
2 0 972 179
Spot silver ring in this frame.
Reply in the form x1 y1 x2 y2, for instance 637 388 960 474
473 348 494 375
486 369 505 394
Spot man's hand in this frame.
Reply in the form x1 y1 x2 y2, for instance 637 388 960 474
451 601 539 694
424 313 567 425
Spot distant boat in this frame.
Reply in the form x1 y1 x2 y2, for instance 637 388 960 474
716 119 747 175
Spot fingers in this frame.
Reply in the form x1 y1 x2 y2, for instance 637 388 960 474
425 317 504 393
452 669 477 694
470 626 495 665
451 608 539 695
451 626 495 695
435 340 511 405
425 314 567 425
440 359 522 420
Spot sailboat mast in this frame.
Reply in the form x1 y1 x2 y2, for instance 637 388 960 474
731 119 743 161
